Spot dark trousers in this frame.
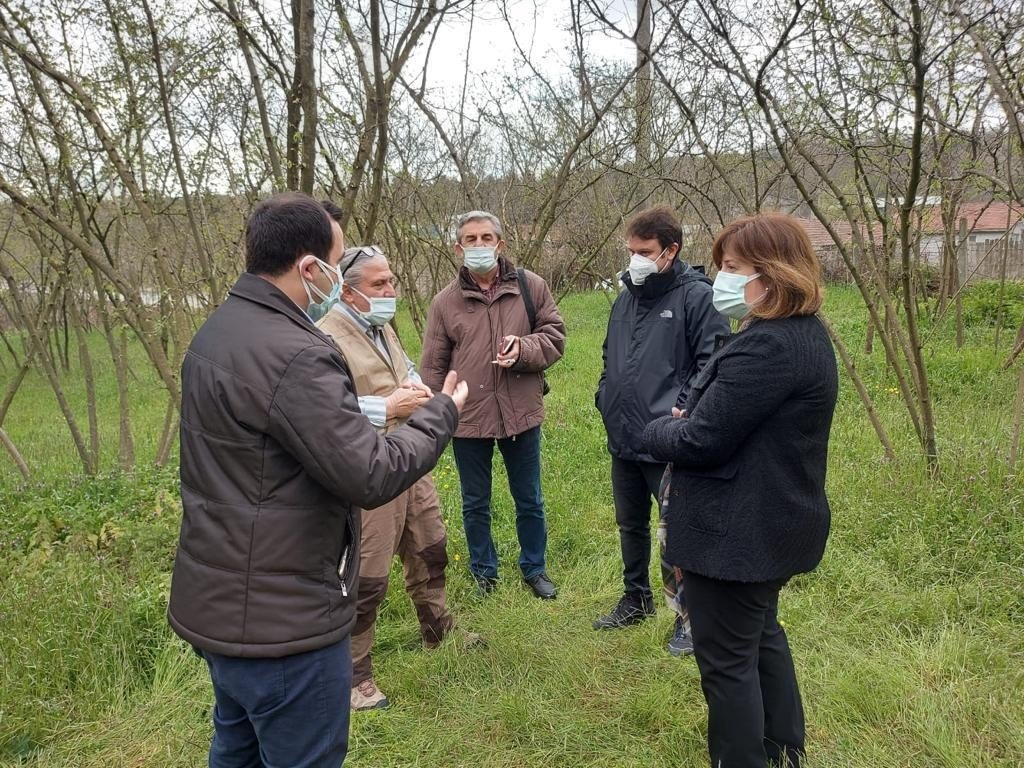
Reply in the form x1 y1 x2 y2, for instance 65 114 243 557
452 425 547 580
199 638 351 768
685 571 805 768
610 456 667 600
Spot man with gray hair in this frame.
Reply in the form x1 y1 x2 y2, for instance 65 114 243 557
317 202 454 712
420 210 566 600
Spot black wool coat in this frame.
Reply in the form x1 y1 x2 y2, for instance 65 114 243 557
641 313 839 582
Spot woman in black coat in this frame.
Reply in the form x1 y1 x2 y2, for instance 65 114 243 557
642 213 838 768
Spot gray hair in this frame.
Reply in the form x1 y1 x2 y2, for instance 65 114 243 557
339 247 388 289
455 210 503 242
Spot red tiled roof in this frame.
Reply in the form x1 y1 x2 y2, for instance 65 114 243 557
919 201 1024 234
793 217 883 248
793 202 1022 247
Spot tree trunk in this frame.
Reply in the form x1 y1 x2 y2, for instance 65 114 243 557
635 0 653 168
955 217 966 349
820 312 895 461
225 0 285 188
298 0 317 194
896 0 938 472
1010 363 1024 472
155 394 178 468
73 317 100 474
0 427 29 479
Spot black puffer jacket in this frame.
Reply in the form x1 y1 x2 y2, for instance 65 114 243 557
596 259 730 462
642 314 838 582
168 273 458 658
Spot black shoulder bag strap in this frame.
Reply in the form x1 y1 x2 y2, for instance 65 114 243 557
516 268 549 395
516 268 537 330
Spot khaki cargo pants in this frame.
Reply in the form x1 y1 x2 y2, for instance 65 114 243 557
351 473 453 685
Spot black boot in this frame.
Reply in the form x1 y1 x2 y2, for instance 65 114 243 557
593 593 655 629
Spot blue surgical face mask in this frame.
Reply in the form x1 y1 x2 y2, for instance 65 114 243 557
463 246 497 274
302 257 342 321
712 270 761 319
349 285 396 326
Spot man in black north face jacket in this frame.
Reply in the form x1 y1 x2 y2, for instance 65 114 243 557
593 206 730 649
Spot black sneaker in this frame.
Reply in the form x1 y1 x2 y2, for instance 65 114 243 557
524 573 557 600
593 594 655 629
667 615 694 656
474 575 498 597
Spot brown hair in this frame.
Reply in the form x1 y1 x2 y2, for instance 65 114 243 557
626 206 682 251
711 213 824 319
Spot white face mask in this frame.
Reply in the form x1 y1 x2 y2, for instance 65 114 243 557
348 285 396 326
712 271 761 319
627 248 666 285
463 246 498 274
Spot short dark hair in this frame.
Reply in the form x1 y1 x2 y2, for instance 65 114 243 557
245 192 333 276
626 206 682 251
321 199 344 224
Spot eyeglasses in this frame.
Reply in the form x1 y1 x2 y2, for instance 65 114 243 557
341 245 385 278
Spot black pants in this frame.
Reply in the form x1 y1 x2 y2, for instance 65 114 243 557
611 456 667 599
685 571 805 768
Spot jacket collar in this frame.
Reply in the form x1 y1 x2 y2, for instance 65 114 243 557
330 301 397 373
229 272 337 347
621 258 689 300
335 300 373 335
458 255 519 298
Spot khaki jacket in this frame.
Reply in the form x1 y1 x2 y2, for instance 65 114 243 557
317 307 411 434
420 258 565 439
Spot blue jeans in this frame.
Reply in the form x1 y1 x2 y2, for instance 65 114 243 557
452 425 548 580
199 638 351 768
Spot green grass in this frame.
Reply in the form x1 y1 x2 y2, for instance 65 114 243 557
1 286 1023 766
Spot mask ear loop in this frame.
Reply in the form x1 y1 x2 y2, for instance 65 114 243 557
299 255 316 304
747 274 768 307
301 256 342 301
299 255 333 303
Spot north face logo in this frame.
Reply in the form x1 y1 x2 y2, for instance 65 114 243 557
660 310 673 318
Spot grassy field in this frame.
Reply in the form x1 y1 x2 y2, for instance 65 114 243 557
1 285 1022 767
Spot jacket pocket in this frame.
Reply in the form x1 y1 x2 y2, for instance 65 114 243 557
330 508 360 616
676 462 740 536
685 357 721 411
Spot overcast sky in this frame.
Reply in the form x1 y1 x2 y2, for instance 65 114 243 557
414 1 638 100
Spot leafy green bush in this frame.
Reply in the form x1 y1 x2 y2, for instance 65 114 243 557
0 469 180 760
961 280 1024 327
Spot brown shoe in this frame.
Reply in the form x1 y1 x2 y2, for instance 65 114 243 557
422 614 456 650
351 678 389 711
